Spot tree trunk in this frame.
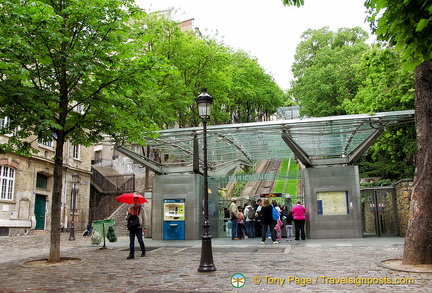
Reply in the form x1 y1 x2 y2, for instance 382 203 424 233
402 60 432 265
48 136 65 262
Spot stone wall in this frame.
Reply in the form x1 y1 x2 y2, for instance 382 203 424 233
394 179 413 237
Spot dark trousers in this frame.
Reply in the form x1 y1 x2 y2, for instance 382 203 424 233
255 219 262 237
129 228 146 255
294 219 306 240
231 219 238 239
237 223 246 239
261 221 277 242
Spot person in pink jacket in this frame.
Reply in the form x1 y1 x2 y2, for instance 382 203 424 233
292 200 307 240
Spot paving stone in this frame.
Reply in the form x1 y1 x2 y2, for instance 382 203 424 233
0 232 430 292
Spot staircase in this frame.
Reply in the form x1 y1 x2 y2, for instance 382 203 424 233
90 165 136 223
109 203 130 237
92 167 135 194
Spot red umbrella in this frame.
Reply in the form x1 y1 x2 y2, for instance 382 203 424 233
116 193 148 204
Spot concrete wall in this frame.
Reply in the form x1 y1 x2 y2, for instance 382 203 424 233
152 174 219 240
303 165 363 239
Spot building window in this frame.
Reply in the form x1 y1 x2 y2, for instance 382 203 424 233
73 145 80 160
36 173 48 189
0 117 10 129
0 116 18 136
93 150 102 164
0 166 15 200
76 103 84 114
39 139 53 148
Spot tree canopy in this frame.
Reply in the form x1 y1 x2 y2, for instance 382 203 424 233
290 27 369 117
128 11 285 128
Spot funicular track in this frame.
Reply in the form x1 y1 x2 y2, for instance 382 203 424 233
241 159 281 197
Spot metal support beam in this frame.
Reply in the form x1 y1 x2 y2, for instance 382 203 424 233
347 128 384 164
281 131 311 167
115 144 163 175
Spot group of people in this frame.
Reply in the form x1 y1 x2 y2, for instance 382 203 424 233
229 197 307 244
124 195 307 260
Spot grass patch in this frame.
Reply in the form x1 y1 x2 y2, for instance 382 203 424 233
273 158 299 195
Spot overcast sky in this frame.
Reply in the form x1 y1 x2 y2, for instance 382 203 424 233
135 0 372 90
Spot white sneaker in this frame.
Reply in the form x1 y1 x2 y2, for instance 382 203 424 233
260 241 265 244
244 236 248 239
273 241 278 244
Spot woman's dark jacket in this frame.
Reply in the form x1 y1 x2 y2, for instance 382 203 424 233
260 205 274 225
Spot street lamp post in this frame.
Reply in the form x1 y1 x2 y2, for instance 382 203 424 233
68 172 79 241
196 89 216 272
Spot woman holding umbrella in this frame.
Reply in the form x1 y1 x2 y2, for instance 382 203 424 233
117 193 147 259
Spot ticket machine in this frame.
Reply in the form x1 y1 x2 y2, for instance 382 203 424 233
163 199 185 240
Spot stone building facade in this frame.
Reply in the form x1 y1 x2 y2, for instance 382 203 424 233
0 134 92 236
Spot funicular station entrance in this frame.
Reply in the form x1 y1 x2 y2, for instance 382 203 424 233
116 110 414 240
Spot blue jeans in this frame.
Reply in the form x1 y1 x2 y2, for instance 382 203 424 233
246 221 255 238
231 219 238 239
129 228 146 256
286 224 293 238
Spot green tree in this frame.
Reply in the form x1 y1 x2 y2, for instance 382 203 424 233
226 50 285 123
282 0 432 265
290 27 369 117
140 11 284 127
345 46 415 179
0 0 161 262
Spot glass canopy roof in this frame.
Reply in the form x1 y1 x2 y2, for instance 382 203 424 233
141 110 414 170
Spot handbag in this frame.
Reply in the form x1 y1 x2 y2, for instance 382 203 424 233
127 206 141 231
127 215 140 231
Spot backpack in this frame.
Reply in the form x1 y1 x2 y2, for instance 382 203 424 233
247 207 255 220
272 205 280 221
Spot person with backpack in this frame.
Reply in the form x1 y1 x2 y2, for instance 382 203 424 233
244 202 256 239
126 197 147 259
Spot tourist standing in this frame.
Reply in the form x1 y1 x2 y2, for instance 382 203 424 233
260 198 278 244
244 202 256 239
285 210 294 241
292 200 307 240
126 197 147 259
229 198 239 240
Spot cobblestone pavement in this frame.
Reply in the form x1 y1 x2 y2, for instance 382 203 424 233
0 232 431 292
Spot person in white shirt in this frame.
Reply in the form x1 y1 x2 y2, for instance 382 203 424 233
244 202 256 239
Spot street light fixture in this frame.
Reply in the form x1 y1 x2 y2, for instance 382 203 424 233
68 172 80 241
195 89 216 272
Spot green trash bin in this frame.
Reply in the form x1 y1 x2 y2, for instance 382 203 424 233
91 219 116 248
